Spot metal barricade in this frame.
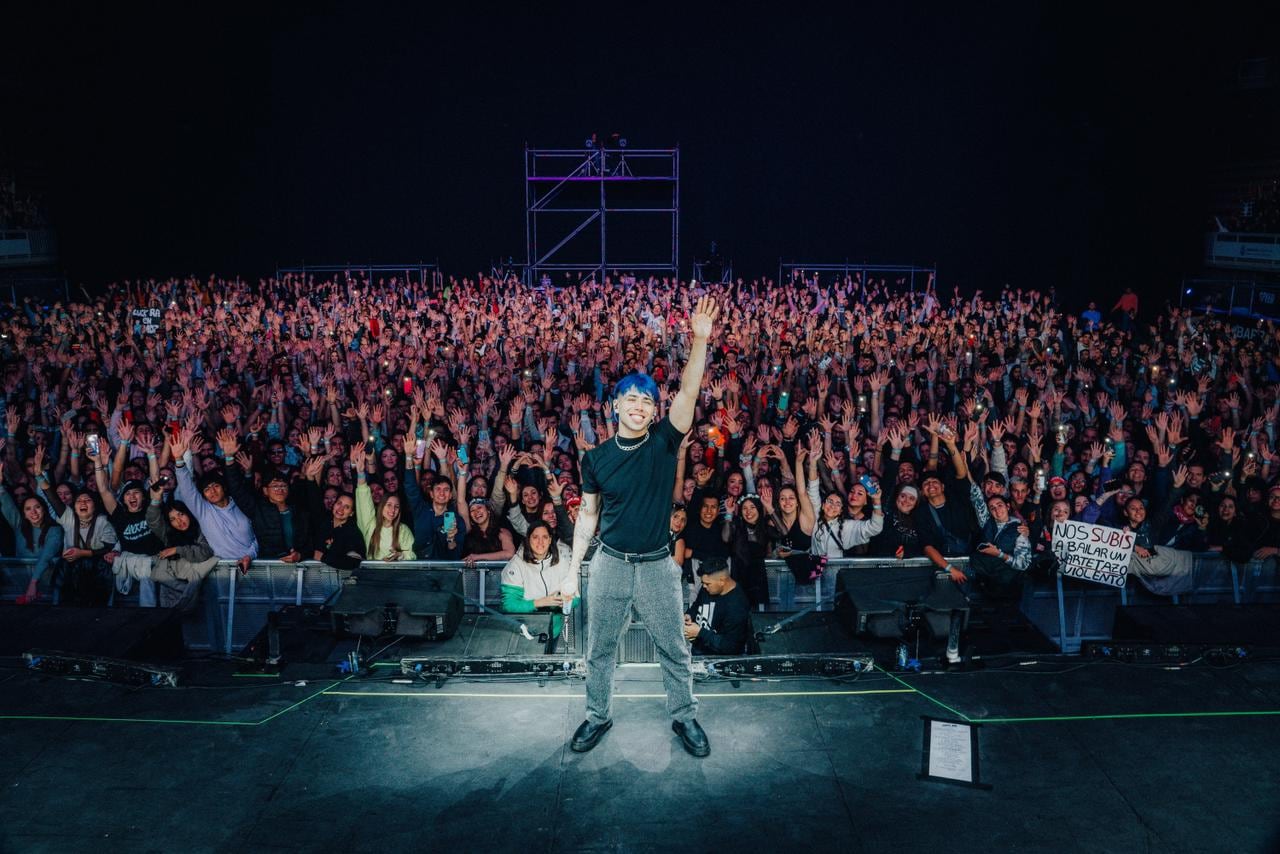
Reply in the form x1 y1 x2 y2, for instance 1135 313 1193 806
3 553 1275 656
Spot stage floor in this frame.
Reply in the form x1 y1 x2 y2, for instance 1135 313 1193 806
0 618 1278 853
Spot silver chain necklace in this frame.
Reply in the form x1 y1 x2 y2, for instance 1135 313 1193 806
614 431 650 453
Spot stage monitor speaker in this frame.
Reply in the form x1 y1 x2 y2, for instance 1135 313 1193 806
835 566 967 639
0 603 184 660
331 569 463 640
921 581 970 636
1112 604 1280 646
240 605 339 664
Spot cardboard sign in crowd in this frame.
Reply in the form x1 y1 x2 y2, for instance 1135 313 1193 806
1050 521 1135 588
131 307 163 334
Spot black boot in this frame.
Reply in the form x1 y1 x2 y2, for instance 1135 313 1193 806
672 719 710 757
570 719 613 753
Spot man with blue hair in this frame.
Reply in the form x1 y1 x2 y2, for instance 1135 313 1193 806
565 294 720 758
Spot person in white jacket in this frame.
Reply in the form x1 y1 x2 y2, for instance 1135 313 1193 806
500 521 579 648
798 431 884 609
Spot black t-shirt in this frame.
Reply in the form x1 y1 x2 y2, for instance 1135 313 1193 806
678 519 731 562
581 416 685 553
110 505 164 556
315 518 366 571
917 496 975 556
870 507 942 559
685 583 751 655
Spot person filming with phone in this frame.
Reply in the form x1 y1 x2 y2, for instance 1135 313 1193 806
404 446 466 560
968 493 1032 600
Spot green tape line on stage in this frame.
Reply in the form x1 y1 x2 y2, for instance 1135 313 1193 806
971 709 1280 724
257 678 353 725
876 666 1280 725
0 677 352 728
320 688 918 699
6 669 1279 728
0 714 260 727
0 684 914 726
874 666 974 721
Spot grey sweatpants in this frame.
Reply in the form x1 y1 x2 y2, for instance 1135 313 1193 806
153 556 219 610
585 550 698 725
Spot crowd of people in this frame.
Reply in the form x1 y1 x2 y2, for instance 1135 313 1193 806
1 270 1278 655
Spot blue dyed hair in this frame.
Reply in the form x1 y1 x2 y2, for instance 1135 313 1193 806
612 372 660 404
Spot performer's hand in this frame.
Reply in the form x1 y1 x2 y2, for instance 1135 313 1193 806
948 567 968 585
689 296 719 340
683 622 700 641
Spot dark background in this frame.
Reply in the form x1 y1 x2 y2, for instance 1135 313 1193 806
4 4 1277 306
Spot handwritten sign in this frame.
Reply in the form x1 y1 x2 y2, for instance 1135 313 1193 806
131 307 163 335
1051 520 1134 588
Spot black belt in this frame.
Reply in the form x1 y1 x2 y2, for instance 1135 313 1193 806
598 543 671 563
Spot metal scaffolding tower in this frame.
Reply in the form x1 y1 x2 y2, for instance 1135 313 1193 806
524 145 679 285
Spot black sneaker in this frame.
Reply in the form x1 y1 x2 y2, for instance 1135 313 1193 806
570 719 613 753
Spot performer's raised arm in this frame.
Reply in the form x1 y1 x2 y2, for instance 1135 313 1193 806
668 295 720 434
